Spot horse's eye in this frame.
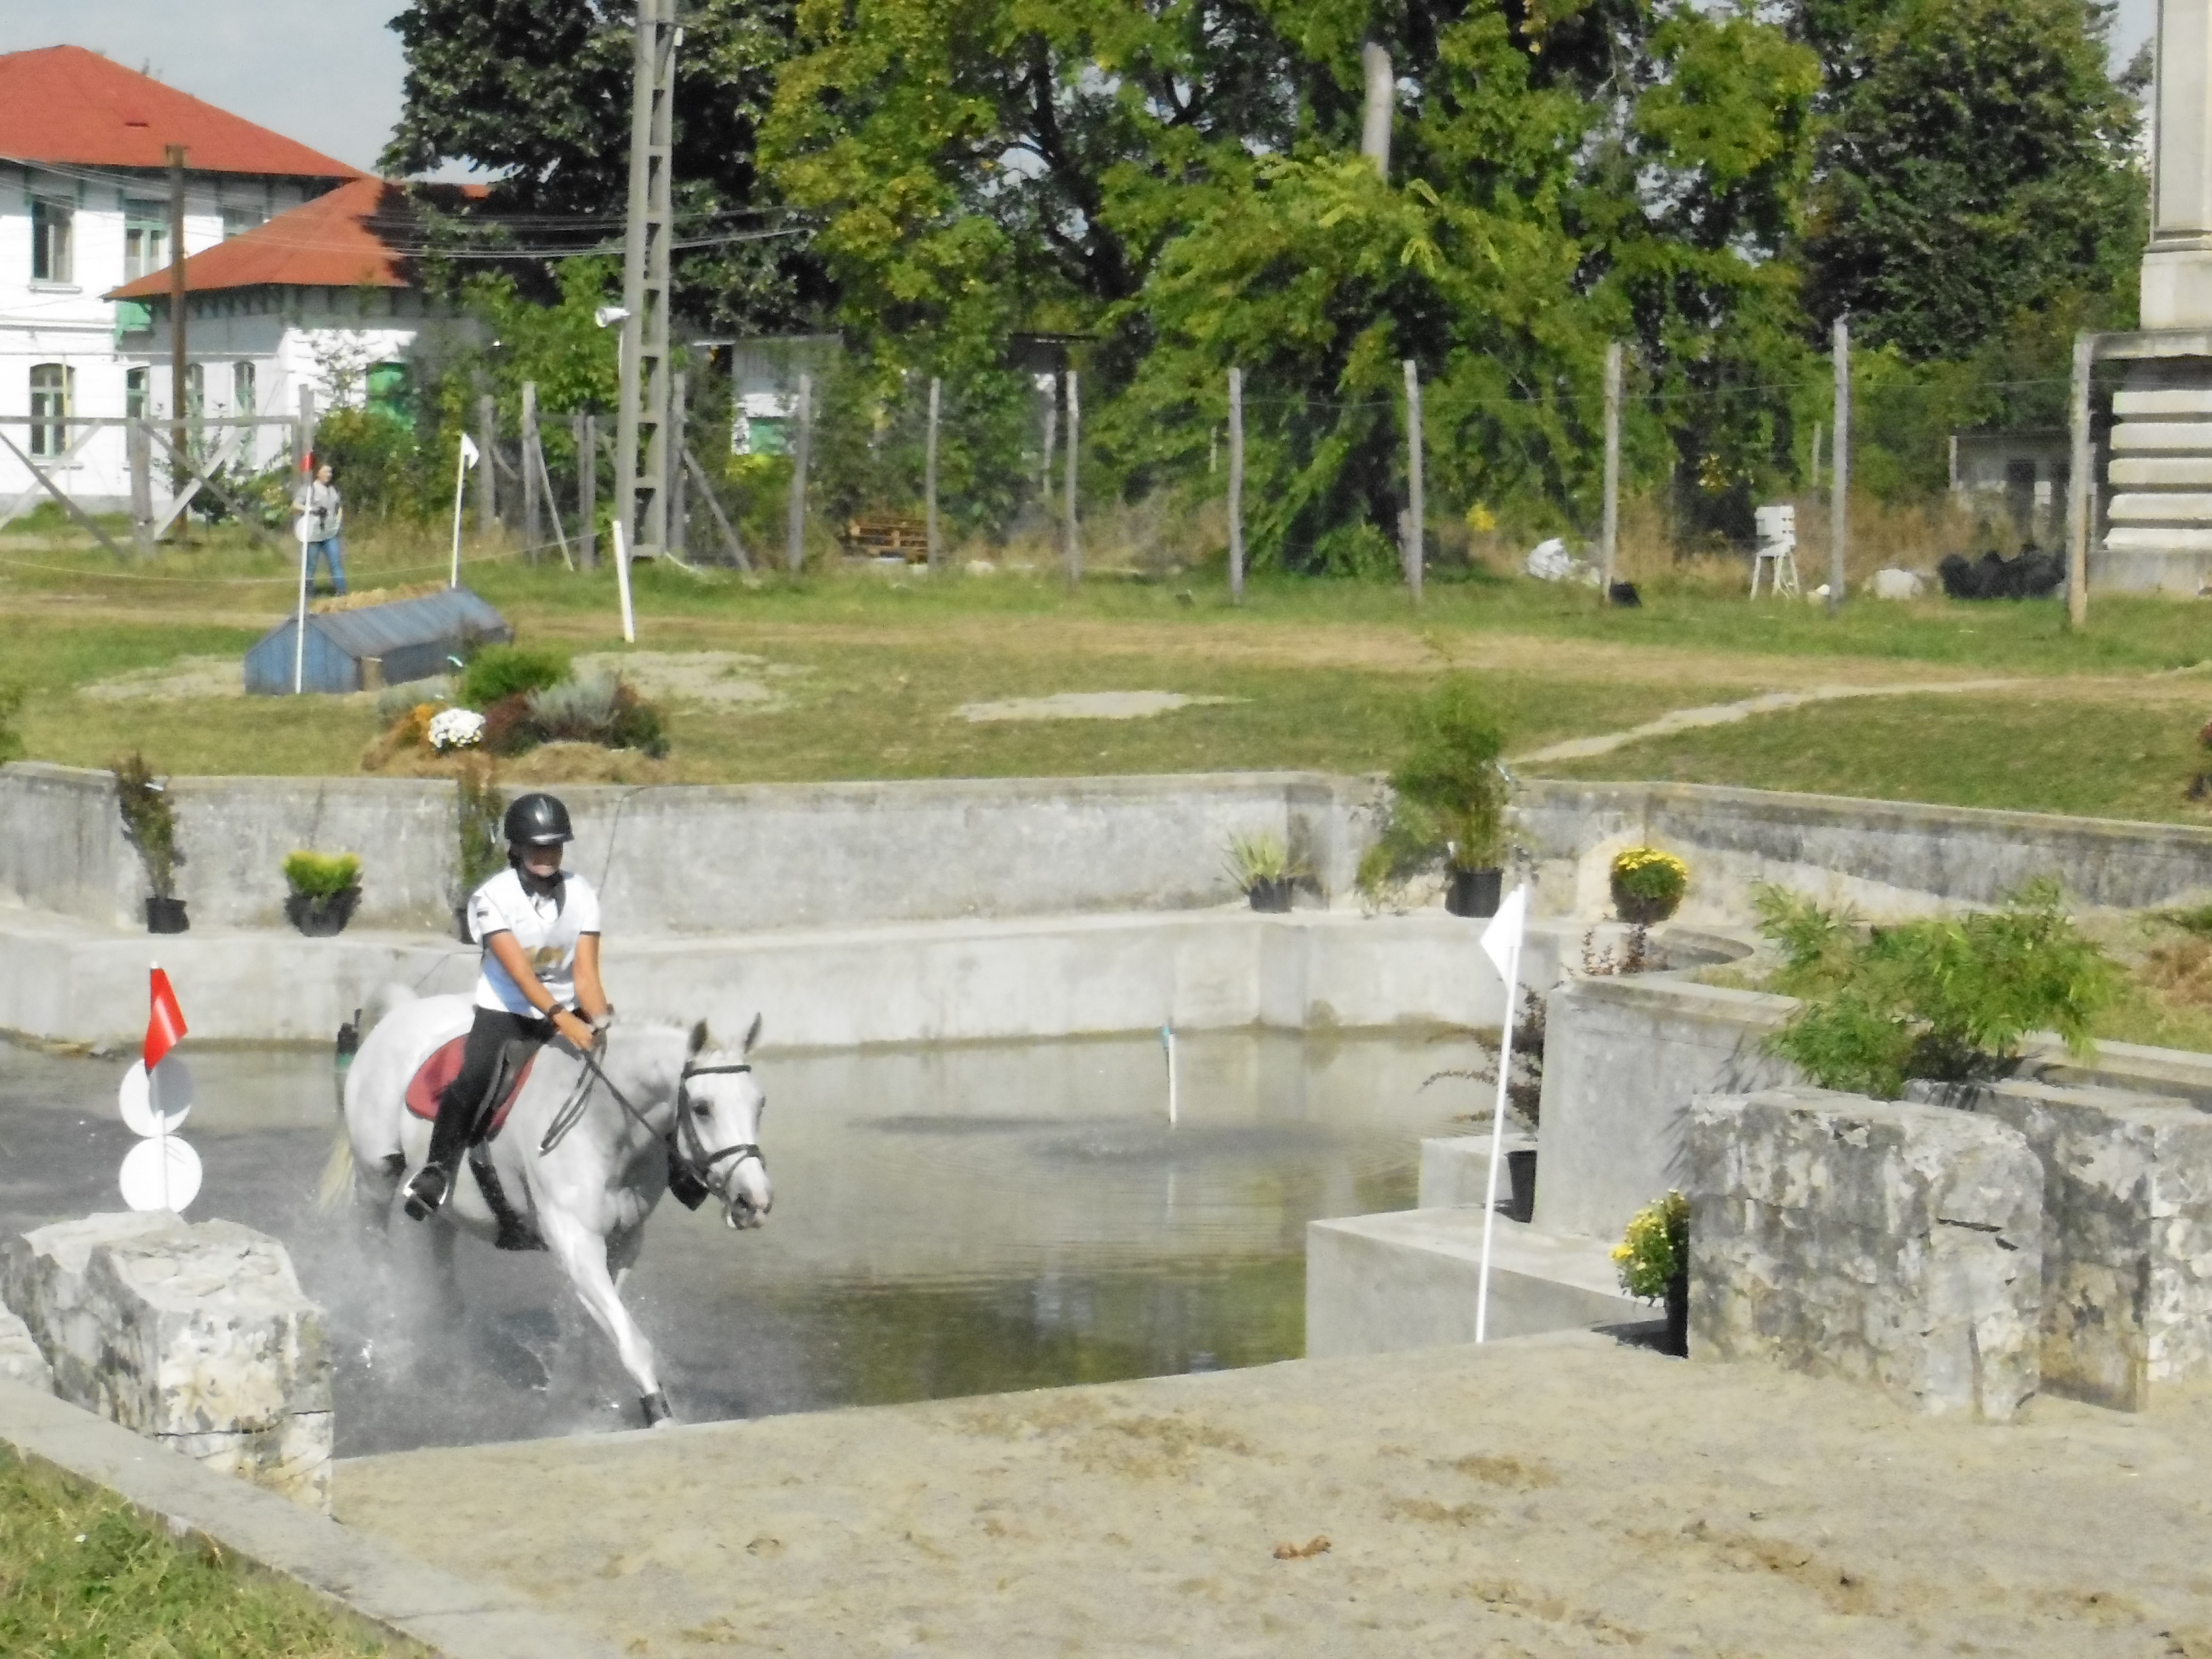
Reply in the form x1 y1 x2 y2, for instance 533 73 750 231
693 1101 711 1116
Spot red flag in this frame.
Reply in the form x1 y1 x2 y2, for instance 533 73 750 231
145 968 187 1073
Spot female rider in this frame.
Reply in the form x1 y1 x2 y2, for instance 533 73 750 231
403 791 611 1220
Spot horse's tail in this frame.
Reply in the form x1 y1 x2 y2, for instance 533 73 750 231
316 1129 356 1214
321 981 414 1209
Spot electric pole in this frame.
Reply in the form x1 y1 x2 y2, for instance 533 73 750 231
167 144 188 503
616 0 677 558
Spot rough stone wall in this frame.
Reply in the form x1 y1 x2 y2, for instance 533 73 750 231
1912 1078 2212 1411
0 1213 333 1510
0 1304 52 1394
1685 1088 2044 1421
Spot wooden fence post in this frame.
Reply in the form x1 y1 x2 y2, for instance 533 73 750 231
1063 368 1081 585
1402 359 1424 602
576 413 598 570
925 375 942 571
1227 367 1244 605
477 394 498 539
785 372 811 573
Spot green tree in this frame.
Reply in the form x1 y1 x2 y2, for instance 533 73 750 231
1799 0 2148 360
382 0 821 331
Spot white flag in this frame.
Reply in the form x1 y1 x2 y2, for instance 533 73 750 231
1480 883 1528 978
459 432 480 468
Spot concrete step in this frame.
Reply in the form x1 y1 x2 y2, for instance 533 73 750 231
1305 1208 1648 1358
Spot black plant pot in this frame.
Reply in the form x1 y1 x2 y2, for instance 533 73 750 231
1246 878 1294 914
1610 874 1681 927
146 896 189 935
1503 1148 1538 1224
1663 1271 1689 1358
285 888 360 938
1445 867 1503 918
453 903 474 944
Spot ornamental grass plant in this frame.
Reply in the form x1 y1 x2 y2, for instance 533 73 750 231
282 851 363 900
1756 877 2121 1099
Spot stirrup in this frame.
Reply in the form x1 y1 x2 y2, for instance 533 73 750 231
402 1164 451 1221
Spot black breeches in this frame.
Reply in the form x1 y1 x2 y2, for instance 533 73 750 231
428 1006 553 1168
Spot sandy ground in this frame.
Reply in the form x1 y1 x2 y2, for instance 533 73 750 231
335 1332 2212 1657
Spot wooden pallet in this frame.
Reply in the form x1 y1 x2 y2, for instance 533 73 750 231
844 514 929 561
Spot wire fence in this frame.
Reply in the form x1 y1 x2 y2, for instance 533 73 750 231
176 335 2109 601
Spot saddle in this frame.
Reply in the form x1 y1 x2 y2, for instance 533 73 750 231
404 1036 541 1142
405 1036 545 1252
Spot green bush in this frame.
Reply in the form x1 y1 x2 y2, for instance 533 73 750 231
459 644 570 710
1358 676 1509 895
1757 878 2121 1099
454 758 506 892
282 851 362 899
110 752 178 899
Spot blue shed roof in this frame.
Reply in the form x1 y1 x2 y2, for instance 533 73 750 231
243 586 511 695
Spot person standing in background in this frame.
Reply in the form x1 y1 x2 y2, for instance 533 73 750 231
298 462 347 595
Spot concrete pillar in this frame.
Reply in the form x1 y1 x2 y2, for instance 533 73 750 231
2102 0 2212 591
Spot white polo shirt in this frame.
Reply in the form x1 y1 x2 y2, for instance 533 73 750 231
466 866 602 1015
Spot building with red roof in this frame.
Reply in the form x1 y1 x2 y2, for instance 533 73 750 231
0 46 365 516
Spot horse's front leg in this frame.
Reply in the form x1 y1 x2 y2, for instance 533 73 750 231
539 1210 670 1427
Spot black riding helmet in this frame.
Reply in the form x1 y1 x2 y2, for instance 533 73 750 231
504 792 573 847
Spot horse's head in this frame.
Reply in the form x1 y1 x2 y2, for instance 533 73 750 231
675 1015 773 1229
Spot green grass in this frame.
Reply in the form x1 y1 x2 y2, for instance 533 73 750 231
1541 691 2212 825
8 520 2212 790
0 1450 383 1658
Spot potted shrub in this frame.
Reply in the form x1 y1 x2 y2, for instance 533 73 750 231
1357 677 1509 917
1610 846 1689 925
1225 831 1308 912
112 752 186 933
283 851 363 937
1613 1191 1689 1356
452 758 506 941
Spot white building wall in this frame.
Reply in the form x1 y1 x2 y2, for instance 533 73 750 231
0 163 318 512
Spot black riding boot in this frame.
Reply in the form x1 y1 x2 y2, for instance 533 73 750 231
402 1088 476 1220
403 1008 542 1221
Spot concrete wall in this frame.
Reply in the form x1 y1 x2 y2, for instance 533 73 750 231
1685 1088 2044 1420
1305 1210 1643 1357
1512 779 2212 923
1532 976 1800 1243
0 762 1373 935
1912 1077 2212 1411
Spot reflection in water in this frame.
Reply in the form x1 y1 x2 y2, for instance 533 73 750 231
0 1027 1481 1454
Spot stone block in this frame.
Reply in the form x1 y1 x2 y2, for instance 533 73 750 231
0 1304 52 1394
1912 1078 2212 1411
1685 1088 2043 1420
1 1212 333 1509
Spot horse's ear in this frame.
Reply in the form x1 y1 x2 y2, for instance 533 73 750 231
687 1019 710 1059
742 1012 762 1056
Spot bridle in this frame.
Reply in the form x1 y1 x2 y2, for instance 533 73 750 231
541 1048 767 1211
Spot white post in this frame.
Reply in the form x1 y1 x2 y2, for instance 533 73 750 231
291 520 310 695
1162 1025 1179 1127
449 441 468 588
1474 884 1529 1344
1227 367 1244 605
613 518 637 644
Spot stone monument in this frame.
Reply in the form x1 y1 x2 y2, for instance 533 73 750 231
2101 0 2212 591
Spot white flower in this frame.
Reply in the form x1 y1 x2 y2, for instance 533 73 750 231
428 708 487 752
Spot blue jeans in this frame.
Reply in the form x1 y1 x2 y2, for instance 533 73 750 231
306 535 346 594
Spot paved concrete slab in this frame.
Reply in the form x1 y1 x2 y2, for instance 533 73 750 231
1306 1208 1641 1357
0 1377 619 1659
337 1334 2212 1658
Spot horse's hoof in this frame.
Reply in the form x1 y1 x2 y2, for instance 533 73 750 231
401 1166 449 1222
640 1390 674 1428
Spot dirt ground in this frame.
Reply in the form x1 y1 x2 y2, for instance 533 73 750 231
335 1332 2212 1657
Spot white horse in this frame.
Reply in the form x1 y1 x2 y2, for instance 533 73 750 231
327 988 773 1426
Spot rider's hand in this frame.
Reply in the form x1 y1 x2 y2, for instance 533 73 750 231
552 1009 595 1050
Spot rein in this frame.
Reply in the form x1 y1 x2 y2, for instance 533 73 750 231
539 1047 766 1200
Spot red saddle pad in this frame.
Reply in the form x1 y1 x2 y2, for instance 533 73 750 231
403 1036 538 1141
